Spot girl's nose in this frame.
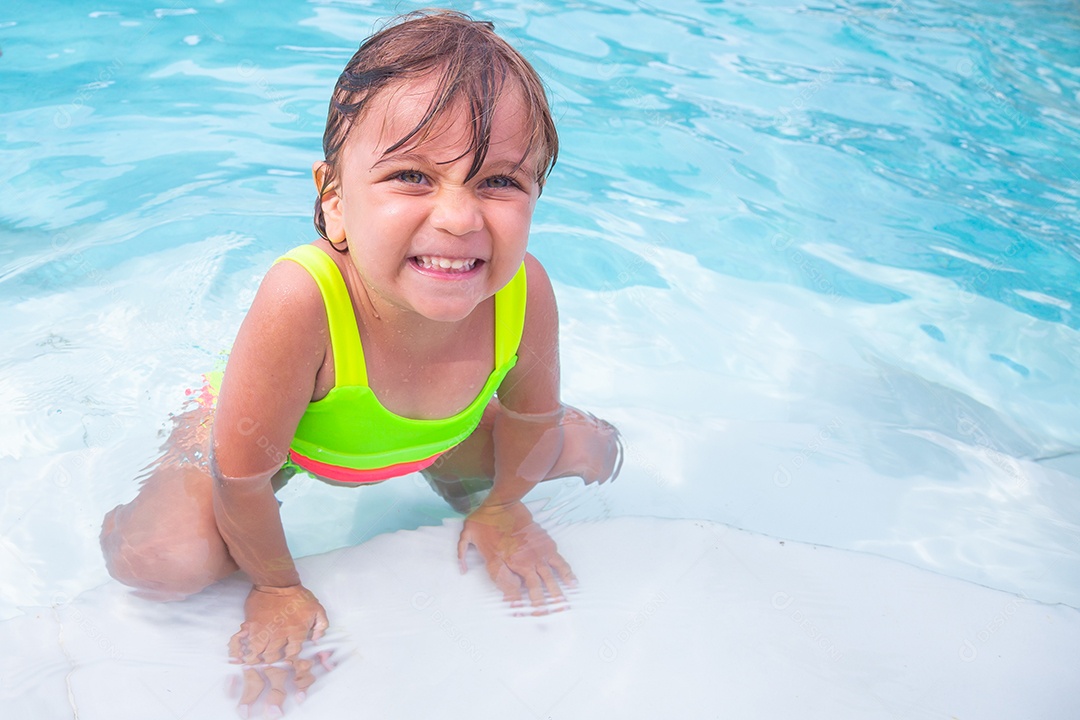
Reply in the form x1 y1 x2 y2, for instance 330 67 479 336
430 188 483 236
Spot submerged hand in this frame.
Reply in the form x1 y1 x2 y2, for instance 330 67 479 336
458 501 576 613
229 584 331 717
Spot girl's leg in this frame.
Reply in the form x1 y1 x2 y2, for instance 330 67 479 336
99 406 239 600
423 401 622 513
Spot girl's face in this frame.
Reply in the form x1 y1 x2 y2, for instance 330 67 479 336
315 76 540 324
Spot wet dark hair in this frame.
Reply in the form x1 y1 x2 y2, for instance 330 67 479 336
314 10 559 245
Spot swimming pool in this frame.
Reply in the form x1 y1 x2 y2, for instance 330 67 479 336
2 0 1079 715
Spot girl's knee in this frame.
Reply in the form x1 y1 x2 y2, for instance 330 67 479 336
554 409 623 484
100 505 225 599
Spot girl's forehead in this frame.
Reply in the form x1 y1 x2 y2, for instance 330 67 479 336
355 76 533 159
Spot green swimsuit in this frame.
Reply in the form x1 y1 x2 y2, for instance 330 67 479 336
276 244 527 483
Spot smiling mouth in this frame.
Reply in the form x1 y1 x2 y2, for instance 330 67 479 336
411 255 481 273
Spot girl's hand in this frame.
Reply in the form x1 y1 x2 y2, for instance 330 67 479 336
229 584 331 717
457 501 576 613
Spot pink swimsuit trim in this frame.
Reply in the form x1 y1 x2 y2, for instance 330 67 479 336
288 449 441 484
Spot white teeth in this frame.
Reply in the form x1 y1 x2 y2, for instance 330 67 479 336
416 255 477 272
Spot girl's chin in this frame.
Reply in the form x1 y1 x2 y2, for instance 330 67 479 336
402 288 492 323
408 307 482 324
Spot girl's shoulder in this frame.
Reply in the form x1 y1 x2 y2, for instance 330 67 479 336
257 248 327 320
522 251 556 317
522 250 554 293
239 244 330 356
497 252 560 411
213 245 331 477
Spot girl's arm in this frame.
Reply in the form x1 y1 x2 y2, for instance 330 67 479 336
458 253 576 608
484 252 563 507
211 257 327 589
211 255 331 715
211 256 332 713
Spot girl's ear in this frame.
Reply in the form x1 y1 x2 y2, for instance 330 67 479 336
312 161 345 242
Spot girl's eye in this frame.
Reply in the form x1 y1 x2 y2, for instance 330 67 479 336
396 170 425 184
484 175 518 190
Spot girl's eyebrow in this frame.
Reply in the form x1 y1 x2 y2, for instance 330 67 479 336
482 158 530 175
371 151 429 169
372 152 533 177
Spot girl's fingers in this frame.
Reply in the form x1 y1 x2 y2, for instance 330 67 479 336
263 640 289 665
244 623 276 663
283 633 306 661
493 563 523 604
263 665 289 718
315 650 337 672
230 600 335 717
243 638 268 666
535 564 564 603
549 553 577 587
523 571 547 609
457 532 475 573
228 630 247 662
239 666 265 707
292 657 317 694
312 609 330 641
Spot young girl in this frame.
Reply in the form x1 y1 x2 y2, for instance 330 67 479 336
100 9 620 711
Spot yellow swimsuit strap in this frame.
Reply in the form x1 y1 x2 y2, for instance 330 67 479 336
273 244 367 386
274 244 527 390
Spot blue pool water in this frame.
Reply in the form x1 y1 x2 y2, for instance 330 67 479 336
1 0 1078 642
